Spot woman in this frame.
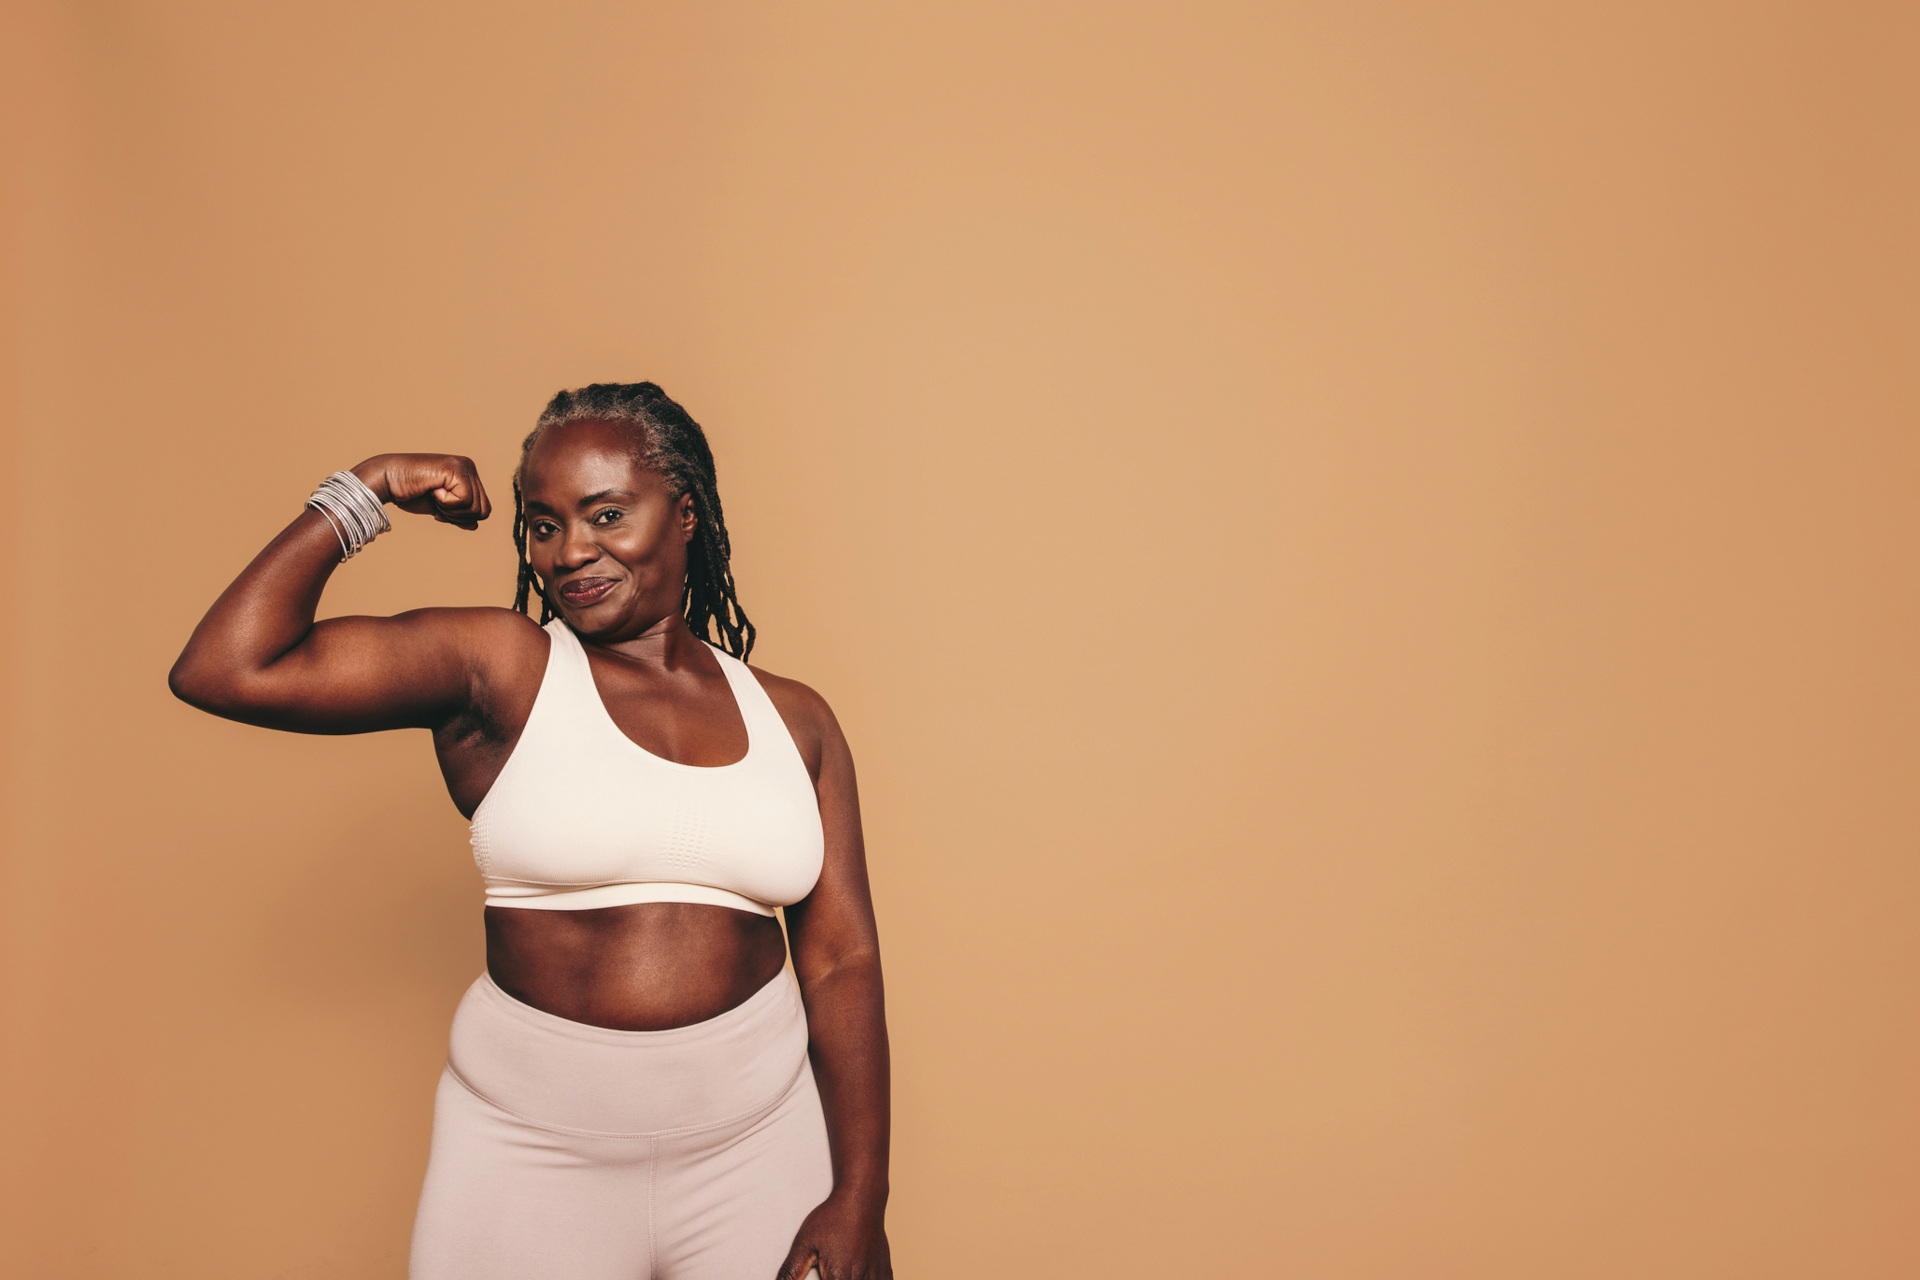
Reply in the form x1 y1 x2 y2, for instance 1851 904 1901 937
169 383 891 1280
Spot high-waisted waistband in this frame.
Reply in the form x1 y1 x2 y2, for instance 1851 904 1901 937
445 968 810 1136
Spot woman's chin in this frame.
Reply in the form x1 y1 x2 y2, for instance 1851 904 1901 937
557 600 618 634
554 596 664 641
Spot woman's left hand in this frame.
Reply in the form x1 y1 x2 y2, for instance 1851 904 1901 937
776 1190 892 1280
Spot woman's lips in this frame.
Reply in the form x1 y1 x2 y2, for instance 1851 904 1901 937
557 577 617 607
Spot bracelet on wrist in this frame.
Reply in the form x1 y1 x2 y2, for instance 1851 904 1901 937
306 470 391 561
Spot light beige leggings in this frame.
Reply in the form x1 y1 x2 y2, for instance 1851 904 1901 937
410 969 831 1280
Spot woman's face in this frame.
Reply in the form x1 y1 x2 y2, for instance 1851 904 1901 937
520 418 695 641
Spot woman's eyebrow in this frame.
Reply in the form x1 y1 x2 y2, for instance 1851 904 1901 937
524 489 637 515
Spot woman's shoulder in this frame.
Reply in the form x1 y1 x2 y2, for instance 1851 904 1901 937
388 605 552 659
745 661 847 757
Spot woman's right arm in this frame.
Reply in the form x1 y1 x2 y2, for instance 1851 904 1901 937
168 453 521 735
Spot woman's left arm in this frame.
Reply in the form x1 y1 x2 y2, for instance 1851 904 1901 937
773 681 893 1280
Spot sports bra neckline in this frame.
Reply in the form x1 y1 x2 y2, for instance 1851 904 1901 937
551 620 756 773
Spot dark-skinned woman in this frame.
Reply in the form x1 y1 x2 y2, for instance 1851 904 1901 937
169 383 891 1280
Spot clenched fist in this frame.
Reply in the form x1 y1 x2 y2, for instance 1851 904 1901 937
349 454 493 530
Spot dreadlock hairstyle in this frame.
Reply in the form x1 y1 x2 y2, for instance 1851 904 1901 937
511 383 756 661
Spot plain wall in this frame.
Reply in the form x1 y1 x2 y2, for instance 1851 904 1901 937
5 2 1918 1276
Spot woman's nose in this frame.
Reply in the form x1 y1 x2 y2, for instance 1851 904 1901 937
556 525 599 568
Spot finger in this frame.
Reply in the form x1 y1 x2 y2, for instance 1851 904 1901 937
465 464 493 520
774 1241 818 1280
433 460 481 510
430 480 482 521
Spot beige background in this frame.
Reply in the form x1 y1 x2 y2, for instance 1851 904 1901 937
6 2 1919 1276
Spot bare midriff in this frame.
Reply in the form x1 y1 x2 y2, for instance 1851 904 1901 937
484 901 789 1031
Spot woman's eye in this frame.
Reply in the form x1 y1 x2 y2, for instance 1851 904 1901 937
531 521 558 538
592 509 623 525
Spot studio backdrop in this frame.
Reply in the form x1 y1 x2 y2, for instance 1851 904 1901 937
5 2 1918 1277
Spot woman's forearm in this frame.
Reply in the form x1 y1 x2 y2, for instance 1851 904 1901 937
172 458 406 698
167 455 489 729
801 956 891 1204
168 506 353 709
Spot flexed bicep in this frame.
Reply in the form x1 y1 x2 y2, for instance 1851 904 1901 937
205 608 508 734
169 454 527 735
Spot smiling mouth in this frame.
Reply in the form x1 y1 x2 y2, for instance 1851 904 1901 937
557 577 618 607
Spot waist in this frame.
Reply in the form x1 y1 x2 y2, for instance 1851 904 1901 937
483 898 790 1031
446 967 810 1135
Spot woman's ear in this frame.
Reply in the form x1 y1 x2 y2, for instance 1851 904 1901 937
679 493 698 542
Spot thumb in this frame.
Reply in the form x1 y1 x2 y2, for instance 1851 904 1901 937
774 1239 819 1280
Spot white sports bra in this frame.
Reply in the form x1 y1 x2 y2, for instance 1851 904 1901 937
469 620 825 916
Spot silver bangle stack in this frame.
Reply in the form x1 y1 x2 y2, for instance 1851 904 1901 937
306 470 392 561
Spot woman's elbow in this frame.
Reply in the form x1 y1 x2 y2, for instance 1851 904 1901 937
168 650 245 716
168 654 216 710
